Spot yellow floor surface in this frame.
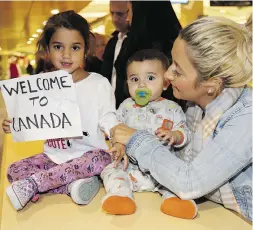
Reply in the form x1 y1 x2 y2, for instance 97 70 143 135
0 134 251 230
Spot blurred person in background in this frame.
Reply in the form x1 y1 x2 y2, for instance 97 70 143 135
26 61 34 75
87 32 97 57
8 56 21 79
101 0 132 108
94 33 108 61
85 32 103 73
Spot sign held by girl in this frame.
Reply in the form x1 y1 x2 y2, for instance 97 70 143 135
0 70 83 142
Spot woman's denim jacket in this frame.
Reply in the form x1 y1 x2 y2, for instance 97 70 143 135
126 88 252 221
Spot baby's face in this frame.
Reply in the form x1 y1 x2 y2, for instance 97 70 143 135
127 60 169 103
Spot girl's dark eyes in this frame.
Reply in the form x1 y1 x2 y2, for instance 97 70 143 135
130 77 138 82
53 45 80 51
53 45 62 50
72 46 80 51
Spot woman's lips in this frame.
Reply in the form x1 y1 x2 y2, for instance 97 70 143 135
172 85 179 91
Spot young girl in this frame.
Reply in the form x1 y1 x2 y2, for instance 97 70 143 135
3 10 118 211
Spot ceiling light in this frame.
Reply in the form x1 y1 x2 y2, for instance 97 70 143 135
92 0 109 4
79 12 108 18
27 41 32 44
220 10 226 14
92 25 105 34
0 47 2 51
239 19 247 24
170 0 188 2
43 21 47 26
29 38 34 41
32 34 38 38
51 9 59 15
36 29 43 33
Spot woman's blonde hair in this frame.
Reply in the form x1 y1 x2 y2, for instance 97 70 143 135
180 16 252 88
245 13 252 33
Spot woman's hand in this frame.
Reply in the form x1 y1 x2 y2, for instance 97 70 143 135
110 123 137 145
2 118 12 134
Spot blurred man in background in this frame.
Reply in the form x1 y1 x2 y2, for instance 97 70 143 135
101 1 132 108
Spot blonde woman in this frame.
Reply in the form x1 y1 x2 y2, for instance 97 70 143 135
110 16 252 221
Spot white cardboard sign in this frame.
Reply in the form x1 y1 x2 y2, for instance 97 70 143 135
0 70 83 142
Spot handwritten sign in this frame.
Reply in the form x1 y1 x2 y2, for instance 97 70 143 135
0 70 83 142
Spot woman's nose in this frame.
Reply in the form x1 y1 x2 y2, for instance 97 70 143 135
165 66 175 81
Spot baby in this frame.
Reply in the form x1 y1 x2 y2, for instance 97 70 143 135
101 49 198 219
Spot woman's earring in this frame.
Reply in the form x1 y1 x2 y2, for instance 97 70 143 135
207 88 213 95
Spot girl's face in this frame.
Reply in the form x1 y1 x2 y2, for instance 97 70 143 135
48 28 85 74
165 37 207 104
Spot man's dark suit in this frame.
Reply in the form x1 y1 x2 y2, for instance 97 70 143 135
101 31 130 109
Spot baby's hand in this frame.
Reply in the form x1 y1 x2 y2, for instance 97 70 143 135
2 118 12 134
109 142 129 170
155 128 182 146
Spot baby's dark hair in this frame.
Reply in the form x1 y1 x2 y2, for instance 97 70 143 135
37 10 90 55
126 49 170 71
